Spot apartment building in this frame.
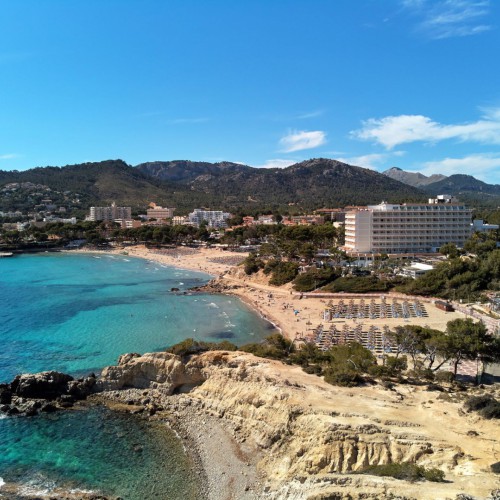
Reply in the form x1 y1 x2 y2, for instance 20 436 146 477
188 209 231 228
344 196 472 255
87 202 131 222
146 203 175 220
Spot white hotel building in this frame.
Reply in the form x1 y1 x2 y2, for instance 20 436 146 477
344 196 472 255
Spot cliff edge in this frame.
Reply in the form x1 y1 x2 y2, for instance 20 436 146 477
98 350 500 500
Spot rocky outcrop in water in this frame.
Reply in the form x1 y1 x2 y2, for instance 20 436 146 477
0 371 96 416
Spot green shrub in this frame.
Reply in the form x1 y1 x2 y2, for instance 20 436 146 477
322 276 391 293
323 368 363 387
464 395 500 419
293 267 340 292
268 261 299 286
243 253 263 275
303 364 322 375
434 371 455 384
385 356 408 375
167 338 238 356
240 333 294 360
358 462 445 482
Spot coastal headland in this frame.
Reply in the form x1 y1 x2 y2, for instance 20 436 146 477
3 349 499 499
5 245 494 499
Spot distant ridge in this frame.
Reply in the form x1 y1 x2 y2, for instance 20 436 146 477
135 158 425 208
422 174 500 196
383 167 447 187
0 158 434 212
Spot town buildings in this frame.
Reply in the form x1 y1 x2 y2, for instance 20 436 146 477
86 203 132 222
146 203 175 220
188 209 231 228
344 196 473 255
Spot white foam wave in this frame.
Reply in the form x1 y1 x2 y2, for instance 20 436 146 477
208 302 219 308
0 476 4 488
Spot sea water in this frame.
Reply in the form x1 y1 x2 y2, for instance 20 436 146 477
0 252 275 498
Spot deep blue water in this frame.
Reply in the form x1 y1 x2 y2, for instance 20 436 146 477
0 252 275 498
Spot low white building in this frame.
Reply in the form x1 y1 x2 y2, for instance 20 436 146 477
399 262 434 279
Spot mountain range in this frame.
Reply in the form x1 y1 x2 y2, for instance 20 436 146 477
383 167 500 205
1 159 499 215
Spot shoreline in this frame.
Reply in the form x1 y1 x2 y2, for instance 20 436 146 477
91 389 264 500
67 245 474 345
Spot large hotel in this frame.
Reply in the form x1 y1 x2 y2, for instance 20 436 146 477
344 195 472 255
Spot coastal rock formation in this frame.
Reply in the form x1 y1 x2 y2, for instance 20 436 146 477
98 351 205 394
98 350 500 499
0 371 96 416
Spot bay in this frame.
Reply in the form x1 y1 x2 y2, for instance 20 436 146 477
0 252 274 498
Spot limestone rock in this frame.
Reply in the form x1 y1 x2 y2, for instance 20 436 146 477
98 351 206 393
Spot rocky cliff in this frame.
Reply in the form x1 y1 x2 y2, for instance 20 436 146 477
98 350 500 499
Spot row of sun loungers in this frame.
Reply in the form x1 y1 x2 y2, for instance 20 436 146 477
323 298 427 321
312 323 396 354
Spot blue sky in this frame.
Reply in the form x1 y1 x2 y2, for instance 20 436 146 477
1 0 500 183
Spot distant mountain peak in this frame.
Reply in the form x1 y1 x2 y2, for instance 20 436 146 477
383 167 447 187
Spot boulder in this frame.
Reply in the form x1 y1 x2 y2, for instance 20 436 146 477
11 371 74 400
0 384 12 404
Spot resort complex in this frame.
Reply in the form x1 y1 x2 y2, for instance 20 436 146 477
344 195 473 255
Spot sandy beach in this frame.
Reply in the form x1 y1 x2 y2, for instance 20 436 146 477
86 245 470 344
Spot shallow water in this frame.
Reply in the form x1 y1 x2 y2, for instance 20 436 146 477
0 252 274 497
0 406 201 499
0 252 274 380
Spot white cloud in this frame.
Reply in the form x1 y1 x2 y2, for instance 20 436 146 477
0 153 19 160
168 117 209 124
338 151 406 170
296 110 325 120
254 159 296 169
352 108 500 149
403 0 492 39
279 130 327 152
338 153 387 170
421 153 500 182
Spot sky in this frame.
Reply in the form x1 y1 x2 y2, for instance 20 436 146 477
1 0 500 183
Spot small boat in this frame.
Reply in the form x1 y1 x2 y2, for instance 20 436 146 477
0 252 14 258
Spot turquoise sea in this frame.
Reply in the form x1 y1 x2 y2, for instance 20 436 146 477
0 252 275 498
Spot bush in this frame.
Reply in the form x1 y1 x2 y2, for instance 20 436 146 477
303 364 322 375
407 368 435 381
386 356 408 375
293 267 340 292
322 276 391 293
167 338 238 357
434 371 455 384
268 261 299 286
242 253 264 275
358 462 445 482
464 395 500 419
323 368 363 387
240 333 294 360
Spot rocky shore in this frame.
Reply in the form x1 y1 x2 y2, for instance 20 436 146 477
2 350 500 499
0 371 96 417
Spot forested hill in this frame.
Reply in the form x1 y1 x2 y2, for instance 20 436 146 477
0 160 176 210
1 158 425 213
135 158 425 209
